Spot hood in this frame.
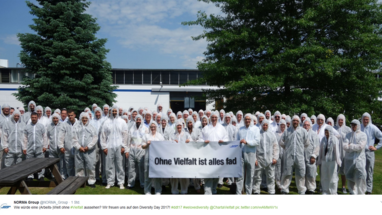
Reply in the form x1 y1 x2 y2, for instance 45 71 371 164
45 106 51 116
50 113 61 125
302 119 312 131
27 100 36 112
324 125 335 137
317 114 326 124
186 116 194 128
310 115 317 124
350 119 361 132
157 103 163 113
326 117 334 126
223 113 232 125
10 109 21 123
260 119 270 132
361 112 372 127
336 114 346 127
79 112 90 126
109 106 119 119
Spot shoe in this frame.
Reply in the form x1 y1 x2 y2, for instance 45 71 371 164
342 188 347 194
89 184 96 189
366 192 371 195
306 191 315 194
102 182 107 186
280 191 287 194
217 184 223 189
105 185 111 189
151 187 155 194
120 184 125 190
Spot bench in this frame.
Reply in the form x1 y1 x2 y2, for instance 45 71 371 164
47 176 88 195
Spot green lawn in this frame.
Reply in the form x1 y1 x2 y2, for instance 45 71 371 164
1 149 381 195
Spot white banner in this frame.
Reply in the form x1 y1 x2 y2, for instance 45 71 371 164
149 141 242 178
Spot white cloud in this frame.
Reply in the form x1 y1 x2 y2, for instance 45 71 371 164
182 55 205 68
1 35 20 45
87 0 221 68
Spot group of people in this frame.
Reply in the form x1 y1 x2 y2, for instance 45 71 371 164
0 101 381 195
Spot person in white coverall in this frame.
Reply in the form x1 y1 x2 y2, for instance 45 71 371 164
24 112 48 180
90 107 105 184
100 106 129 189
360 112 382 194
202 112 229 195
235 114 260 195
334 114 352 194
252 119 279 194
72 112 98 187
1 110 25 168
46 113 65 179
128 115 149 188
302 119 320 194
170 120 191 194
279 115 309 194
142 121 165 195
317 126 341 195
343 120 367 195
274 119 286 189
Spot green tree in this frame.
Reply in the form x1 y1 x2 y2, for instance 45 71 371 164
184 0 382 123
15 0 117 113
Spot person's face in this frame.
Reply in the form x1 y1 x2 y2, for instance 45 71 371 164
150 124 157 133
317 119 324 126
311 119 315 124
220 112 224 119
119 108 123 115
325 130 329 138
136 117 142 127
10 109 14 115
244 116 251 127
292 119 299 128
351 124 357 132
193 114 197 121
145 114 151 122
139 110 143 115
177 124 182 133
282 116 286 120
280 124 286 132
262 123 268 131
183 114 188 119
287 122 291 127
259 116 264 123
153 113 157 120
253 120 257 125
211 115 218 124
93 106 97 111
123 112 128 116
327 121 332 126
95 111 101 119
225 116 231 124
338 119 344 126
167 112 171 117
103 107 109 115
188 121 193 129
20 109 25 114
61 111 67 119
199 112 203 118
275 115 280 123
232 121 236 126
82 117 88 125
161 119 167 128
31 114 38 124
206 112 211 118
128 115 131 120
177 114 182 119
132 111 137 119
202 118 208 127
265 112 270 119
13 114 20 122
301 116 306 122
53 117 59 125
46 110 51 116
237 114 242 121
170 116 175 123
112 109 118 117
303 121 310 130
30 104 35 111
68 112 76 122
37 109 42 117
158 106 162 112
156 116 161 124
363 116 369 127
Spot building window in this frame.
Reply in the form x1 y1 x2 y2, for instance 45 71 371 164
143 71 151 84
115 71 124 84
125 71 133 84
0 70 10 83
184 97 195 108
152 71 160 85
134 71 142 84
170 71 178 85
189 72 197 82
179 72 188 84
11 70 19 83
162 71 169 85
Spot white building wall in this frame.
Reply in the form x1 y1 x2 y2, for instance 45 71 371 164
114 90 170 112
0 59 8 68
0 84 23 108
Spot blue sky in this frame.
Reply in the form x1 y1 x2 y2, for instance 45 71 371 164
0 0 221 69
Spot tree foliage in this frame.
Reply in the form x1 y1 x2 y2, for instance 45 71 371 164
184 0 382 124
15 0 117 113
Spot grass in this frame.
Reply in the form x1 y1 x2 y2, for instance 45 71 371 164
1 149 381 195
